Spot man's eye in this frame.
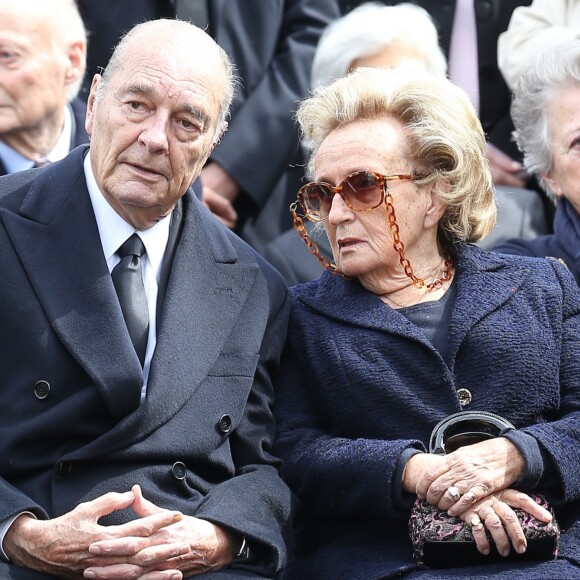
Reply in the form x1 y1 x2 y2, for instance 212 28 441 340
128 101 144 111
179 118 198 131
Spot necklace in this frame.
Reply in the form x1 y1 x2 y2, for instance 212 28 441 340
382 258 453 309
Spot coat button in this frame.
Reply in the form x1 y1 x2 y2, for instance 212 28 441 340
172 461 187 480
34 380 51 400
218 414 232 433
457 388 473 407
58 461 72 475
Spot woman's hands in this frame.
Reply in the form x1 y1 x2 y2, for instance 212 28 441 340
403 438 552 557
460 489 552 557
414 437 526 512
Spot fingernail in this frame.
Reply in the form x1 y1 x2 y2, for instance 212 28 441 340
501 549 509 557
84 572 96 579
483 549 490 556
88 545 101 555
517 543 526 554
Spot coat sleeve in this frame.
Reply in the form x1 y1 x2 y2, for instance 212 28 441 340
194 270 295 575
498 0 580 90
209 0 340 209
518 260 580 504
273 334 425 522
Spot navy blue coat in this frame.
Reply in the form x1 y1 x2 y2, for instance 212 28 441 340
496 198 580 286
274 245 580 579
0 146 293 578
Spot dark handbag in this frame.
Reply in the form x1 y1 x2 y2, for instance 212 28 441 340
408 411 560 568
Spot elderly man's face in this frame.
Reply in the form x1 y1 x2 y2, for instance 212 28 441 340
543 84 580 214
85 35 224 230
0 9 73 137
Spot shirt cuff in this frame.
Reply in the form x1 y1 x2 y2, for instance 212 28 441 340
501 429 543 490
0 512 37 562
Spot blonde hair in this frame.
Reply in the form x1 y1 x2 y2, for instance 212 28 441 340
297 67 496 247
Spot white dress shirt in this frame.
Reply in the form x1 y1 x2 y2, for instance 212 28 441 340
84 153 171 399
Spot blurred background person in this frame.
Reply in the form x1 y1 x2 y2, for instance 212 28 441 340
0 0 87 174
494 41 580 285
339 0 534 190
273 66 580 579
265 1 548 285
498 0 580 92
77 0 340 253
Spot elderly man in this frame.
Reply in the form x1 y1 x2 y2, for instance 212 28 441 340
0 0 88 173
0 18 292 580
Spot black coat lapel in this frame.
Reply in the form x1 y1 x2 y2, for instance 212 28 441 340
2 147 143 419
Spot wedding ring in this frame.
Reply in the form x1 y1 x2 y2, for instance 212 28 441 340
446 485 461 502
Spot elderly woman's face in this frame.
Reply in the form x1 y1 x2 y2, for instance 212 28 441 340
543 85 580 212
314 117 440 290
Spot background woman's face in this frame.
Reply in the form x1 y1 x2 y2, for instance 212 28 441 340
315 117 435 290
543 85 580 213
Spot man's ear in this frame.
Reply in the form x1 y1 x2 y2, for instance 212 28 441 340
64 40 87 87
212 121 228 147
85 74 102 136
540 170 563 199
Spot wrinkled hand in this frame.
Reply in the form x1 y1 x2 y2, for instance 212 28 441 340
3 490 182 578
84 485 239 579
460 489 552 557
415 437 526 514
201 163 240 229
486 142 527 187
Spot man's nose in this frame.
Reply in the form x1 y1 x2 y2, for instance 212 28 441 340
138 113 170 153
328 193 354 224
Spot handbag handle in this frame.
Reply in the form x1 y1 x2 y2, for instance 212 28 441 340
429 410 515 455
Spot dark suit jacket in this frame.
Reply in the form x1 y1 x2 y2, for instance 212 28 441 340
0 146 293 578
339 0 532 159
78 0 341 251
0 98 88 177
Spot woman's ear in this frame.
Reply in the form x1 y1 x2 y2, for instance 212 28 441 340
424 180 447 229
540 170 563 199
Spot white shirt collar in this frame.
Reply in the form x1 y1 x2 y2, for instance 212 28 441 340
0 105 72 173
83 152 171 280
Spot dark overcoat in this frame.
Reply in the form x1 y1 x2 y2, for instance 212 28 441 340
0 146 293 579
274 245 580 579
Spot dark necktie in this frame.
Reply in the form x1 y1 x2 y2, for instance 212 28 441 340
111 234 149 366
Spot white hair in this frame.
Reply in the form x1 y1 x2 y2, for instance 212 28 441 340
511 40 580 200
311 2 447 88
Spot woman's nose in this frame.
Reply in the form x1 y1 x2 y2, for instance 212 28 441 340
328 193 354 224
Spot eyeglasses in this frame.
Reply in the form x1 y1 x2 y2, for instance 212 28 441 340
297 170 426 222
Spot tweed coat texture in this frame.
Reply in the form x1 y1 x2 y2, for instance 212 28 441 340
273 244 580 579
0 146 293 578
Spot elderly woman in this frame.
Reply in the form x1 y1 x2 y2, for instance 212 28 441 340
311 2 447 87
495 41 580 284
273 67 580 579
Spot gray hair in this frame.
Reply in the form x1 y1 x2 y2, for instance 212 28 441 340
95 19 236 142
511 40 580 199
297 67 495 248
311 2 447 88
